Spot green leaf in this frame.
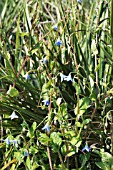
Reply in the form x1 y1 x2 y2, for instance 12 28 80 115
91 39 98 55
32 122 37 132
95 162 108 170
83 119 91 125
74 97 90 116
29 146 38 154
73 82 81 95
50 132 62 147
76 141 82 148
14 152 23 162
38 133 50 146
26 157 31 169
27 122 37 138
66 151 75 157
7 86 19 97
70 137 78 146
89 75 94 88
1 0 8 19
56 98 62 106
76 122 83 127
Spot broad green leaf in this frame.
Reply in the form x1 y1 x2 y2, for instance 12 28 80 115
38 133 50 145
14 152 23 162
7 86 19 97
74 97 90 115
50 132 62 147
70 137 78 146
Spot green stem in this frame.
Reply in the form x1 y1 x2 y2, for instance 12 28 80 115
58 150 65 170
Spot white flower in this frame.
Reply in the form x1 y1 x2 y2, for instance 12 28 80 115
9 111 19 120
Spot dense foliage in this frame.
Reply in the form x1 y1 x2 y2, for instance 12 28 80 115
0 0 113 169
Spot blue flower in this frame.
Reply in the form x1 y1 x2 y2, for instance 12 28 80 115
42 100 50 106
53 25 58 31
77 0 82 3
60 73 73 82
23 73 30 80
60 73 68 82
3 138 10 145
82 145 91 152
10 140 17 145
42 123 50 133
3 138 17 145
64 74 73 82
24 151 29 157
41 57 48 65
55 39 62 46
9 111 19 120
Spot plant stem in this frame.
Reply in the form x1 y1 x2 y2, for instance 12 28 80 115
47 146 53 170
0 114 3 142
111 0 113 156
58 150 65 170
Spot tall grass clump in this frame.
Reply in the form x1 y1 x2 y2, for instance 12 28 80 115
0 0 113 169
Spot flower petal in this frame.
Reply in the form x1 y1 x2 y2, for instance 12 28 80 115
42 123 50 133
55 39 62 46
9 111 19 120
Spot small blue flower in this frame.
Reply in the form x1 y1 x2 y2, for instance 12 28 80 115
9 111 18 120
53 25 58 31
24 151 29 157
3 138 10 145
60 73 67 82
23 73 30 80
41 57 48 65
64 74 73 82
77 0 82 3
55 39 62 46
42 100 50 106
60 73 73 82
82 145 91 152
42 123 50 133
3 138 17 145
10 140 17 145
